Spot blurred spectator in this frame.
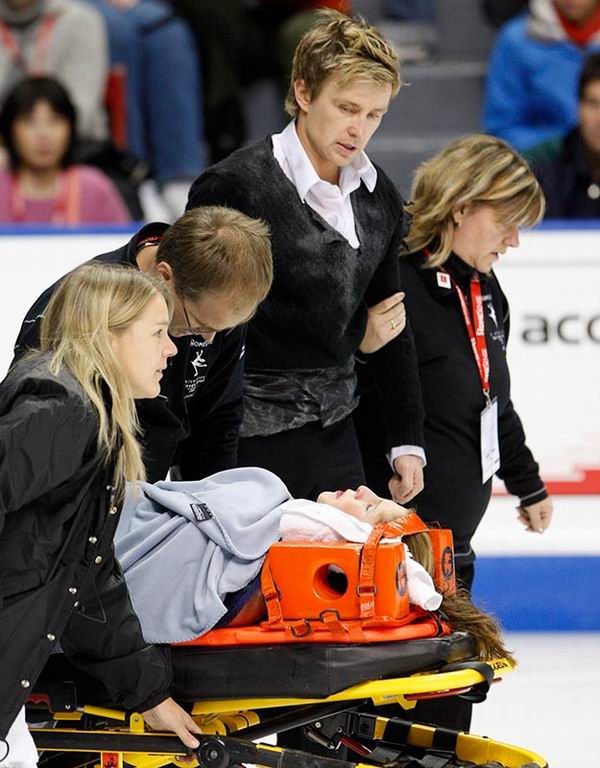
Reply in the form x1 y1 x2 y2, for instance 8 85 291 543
0 0 109 141
383 0 435 20
0 76 130 224
484 0 600 150
380 0 437 63
526 52 600 216
481 0 527 27
173 0 351 162
86 0 206 220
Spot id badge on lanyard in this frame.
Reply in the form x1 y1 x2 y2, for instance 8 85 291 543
444 269 501 484
480 396 500 484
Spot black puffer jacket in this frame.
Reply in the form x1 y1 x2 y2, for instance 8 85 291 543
0 355 171 739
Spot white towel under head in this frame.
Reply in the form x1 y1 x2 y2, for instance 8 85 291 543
279 499 442 611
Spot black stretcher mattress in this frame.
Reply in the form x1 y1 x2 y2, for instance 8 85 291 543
36 632 476 706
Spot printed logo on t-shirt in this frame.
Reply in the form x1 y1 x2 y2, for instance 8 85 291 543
184 347 208 398
191 349 207 376
482 292 506 351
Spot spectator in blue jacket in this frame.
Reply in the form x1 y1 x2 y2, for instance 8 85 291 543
484 0 600 150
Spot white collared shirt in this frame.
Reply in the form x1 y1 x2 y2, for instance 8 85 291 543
271 120 426 472
272 120 377 248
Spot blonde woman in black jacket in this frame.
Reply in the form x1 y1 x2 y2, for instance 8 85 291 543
0 264 201 767
355 135 554 592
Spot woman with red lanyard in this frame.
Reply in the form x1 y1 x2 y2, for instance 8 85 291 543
354 134 553 593
0 76 130 225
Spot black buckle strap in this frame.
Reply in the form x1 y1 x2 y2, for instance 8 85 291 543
439 660 494 703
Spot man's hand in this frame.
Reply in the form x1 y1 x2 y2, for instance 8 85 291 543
359 292 406 354
143 697 201 751
517 497 553 533
388 455 424 504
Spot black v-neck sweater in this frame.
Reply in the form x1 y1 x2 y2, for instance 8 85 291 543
188 138 424 450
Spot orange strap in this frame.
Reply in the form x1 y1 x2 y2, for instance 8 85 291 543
319 609 349 638
357 514 433 620
356 523 385 621
260 553 284 626
177 611 450 647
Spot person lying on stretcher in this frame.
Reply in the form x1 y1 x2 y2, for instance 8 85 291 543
114 467 513 663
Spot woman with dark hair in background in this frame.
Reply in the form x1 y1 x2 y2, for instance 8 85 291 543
0 77 130 224
355 134 553 593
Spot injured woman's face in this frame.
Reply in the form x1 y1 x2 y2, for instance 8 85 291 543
317 486 409 524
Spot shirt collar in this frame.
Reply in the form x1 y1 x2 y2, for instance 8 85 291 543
413 249 490 301
273 120 377 201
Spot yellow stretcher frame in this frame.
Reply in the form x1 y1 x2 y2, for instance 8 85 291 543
189 656 514 714
30 659 549 768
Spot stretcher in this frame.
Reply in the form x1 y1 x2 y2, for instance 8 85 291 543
28 518 548 767
28 633 547 768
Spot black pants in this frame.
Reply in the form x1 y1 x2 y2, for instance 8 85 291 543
237 415 366 500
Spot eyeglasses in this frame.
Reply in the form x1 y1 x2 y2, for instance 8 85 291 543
174 295 215 337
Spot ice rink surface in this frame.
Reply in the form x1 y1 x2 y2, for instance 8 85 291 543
471 632 600 768
469 495 599 767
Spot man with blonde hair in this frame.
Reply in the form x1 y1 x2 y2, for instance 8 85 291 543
13 206 273 483
188 10 425 504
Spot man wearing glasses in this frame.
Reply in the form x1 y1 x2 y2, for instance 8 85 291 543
12 206 273 483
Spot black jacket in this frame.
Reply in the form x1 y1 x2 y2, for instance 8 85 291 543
12 224 246 482
399 252 547 562
0 355 171 739
527 128 600 219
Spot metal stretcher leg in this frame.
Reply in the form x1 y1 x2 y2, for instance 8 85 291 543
32 729 383 768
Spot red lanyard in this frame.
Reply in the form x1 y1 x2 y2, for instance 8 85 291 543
0 16 56 75
443 268 491 402
10 168 81 224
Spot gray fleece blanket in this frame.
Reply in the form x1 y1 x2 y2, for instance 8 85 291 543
115 467 290 643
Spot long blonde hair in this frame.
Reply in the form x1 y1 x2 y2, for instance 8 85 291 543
406 134 545 267
40 263 172 495
405 531 515 665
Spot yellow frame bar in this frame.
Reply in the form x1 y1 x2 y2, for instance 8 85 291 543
32 658 550 768
190 657 514 714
